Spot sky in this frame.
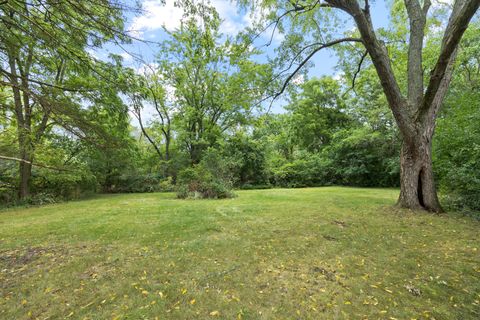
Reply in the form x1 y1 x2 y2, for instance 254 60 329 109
95 0 392 118
110 0 391 73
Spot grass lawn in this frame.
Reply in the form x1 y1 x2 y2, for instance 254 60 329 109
0 187 479 319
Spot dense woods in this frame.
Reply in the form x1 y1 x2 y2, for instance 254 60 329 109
1 0 479 214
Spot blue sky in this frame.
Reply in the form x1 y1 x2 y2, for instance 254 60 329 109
95 0 392 116
108 0 391 73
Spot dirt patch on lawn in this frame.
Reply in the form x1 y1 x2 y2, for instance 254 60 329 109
0 245 80 292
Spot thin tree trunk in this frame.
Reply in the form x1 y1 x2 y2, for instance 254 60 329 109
163 134 171 177
18 152 33 199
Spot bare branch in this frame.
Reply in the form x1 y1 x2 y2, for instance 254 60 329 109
0 155 73 172
351 50 368 91
130 97 164 160
267 37 363 109
0 68 94 93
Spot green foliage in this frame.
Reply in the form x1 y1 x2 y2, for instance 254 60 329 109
325 128 400 187
287 77 352 151
153 5 269 164
105 174 174 194
222 133 269 186
32 169 97 200
433 22 480 214
435 91 480 213
270 152 334 188
176 149 236 199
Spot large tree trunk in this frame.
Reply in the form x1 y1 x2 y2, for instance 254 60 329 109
397 126 442 212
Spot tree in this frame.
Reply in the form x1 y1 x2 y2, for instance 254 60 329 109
242 0 480 211
125 67 174 176
287 77 352 152
156 4 270 164
0 0 133 199
433 21 480 211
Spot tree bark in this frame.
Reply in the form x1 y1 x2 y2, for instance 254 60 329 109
322 0 479 212
397 124 442 212
18 154 33 199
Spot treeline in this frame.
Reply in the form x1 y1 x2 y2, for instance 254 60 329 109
2 67 478 211
1 1 479 213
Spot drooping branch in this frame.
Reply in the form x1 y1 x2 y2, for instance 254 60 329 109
271 37 363 102
0 155 73 172
131 97 164 160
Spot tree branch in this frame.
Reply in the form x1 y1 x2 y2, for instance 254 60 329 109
270 37 363 103
327 0 415 138
0 155 73 172
351 49 368 91
405 0 429 108
419 0 480 119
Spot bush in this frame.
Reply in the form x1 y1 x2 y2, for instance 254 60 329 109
176 166 235 199
434 90 480 213
103 174 174 193
176 148 236 199
32 168 97 199
325 128 400 187
269 151 335 188
223 134 269 186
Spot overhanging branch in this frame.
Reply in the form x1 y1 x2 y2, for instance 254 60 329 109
0 155 74 172
269 37 363 104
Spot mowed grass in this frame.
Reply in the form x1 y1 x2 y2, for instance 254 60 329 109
0 187 479 320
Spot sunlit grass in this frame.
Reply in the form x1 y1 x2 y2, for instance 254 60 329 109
0 187 479 319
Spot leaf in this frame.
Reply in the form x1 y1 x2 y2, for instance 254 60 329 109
210 310 220 316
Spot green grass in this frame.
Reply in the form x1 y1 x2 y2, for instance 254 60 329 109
0 187 479 319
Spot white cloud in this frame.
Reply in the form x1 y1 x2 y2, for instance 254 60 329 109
128 0 184 37
292 74 305 85
120 52 133 62
212 0 245 35
333 72 344 81
128 0 276 39
135 62 159 75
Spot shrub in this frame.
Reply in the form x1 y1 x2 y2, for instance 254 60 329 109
103 174 174 193
434 90 480 214
32 168 97 199
325 128 400 187
176 148 236 199
223 134 269 186
270 152 335 188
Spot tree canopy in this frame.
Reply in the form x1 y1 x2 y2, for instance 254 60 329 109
0 0 479 213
